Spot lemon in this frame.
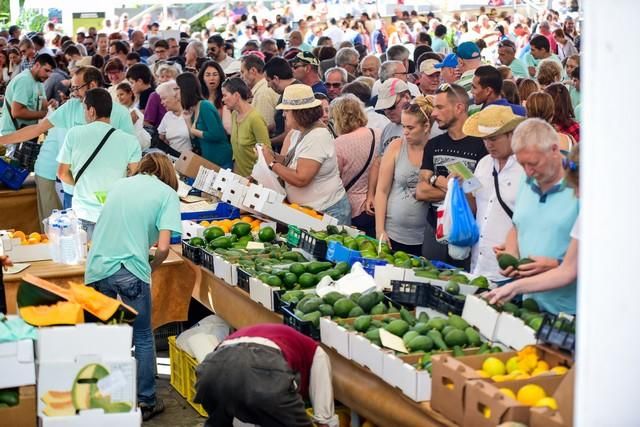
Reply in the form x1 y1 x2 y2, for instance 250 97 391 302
551 366 569 375
499 388 517 400
476 370 490 378
536 360 550 371
517 384 547 405
535 397 558 410
506 356 520 374
532 368 551 377
200 221 210 227
483 406 491 419
482 357 506 377
492 374 514 382
514 373 531 380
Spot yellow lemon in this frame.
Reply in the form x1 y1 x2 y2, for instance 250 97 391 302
492 374 514 382
517 384 547 406
13 230 26 240
506 356 520 374
482 357 506 377
532 368 551 377
28 232 42 242
514 373 531 380
476 370 490 378
534 397 558 410
200 221 210 227
499 388 517 400
551 366 569 375
483 406 491 419
536 360 550 371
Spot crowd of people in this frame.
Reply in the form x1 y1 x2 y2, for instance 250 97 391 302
0 4 582 424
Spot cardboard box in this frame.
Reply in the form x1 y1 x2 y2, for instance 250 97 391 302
213 255 236 285
40 408 142 426
0 234 51 262
349 334 386 377
0 339 35 389
464 374 565 427
0 385 36 427
319 317 352 359
462 295 501 340
373 265 406 290
175 151 220 178
36 325 136 418
529 368 575 427
493 312 538 350
220 180 250 208
430 345 573 426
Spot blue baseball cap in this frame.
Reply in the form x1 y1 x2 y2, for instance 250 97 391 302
434 53 459 69
456 41 481 60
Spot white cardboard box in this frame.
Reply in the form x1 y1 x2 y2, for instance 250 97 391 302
493 312 537 350
220 180 249 208
382 352 431 402
37 325 136 417
373 265 407 290
212 169 247 194
349 334 385 377
181 220 205 240
0 234 52 262
462 295 501 340
0 339 36 388
249 278 276 311
213 256 237 285
40 408 142 426
319 317 351 359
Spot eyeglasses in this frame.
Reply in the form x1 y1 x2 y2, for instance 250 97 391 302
562 157 578 172
393 71 409 76
70 82 90 92
291 63 306 69
326 82 343 88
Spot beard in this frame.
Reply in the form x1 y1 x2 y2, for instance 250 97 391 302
437 117 454 130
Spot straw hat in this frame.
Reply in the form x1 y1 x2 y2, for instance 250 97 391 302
463 105 525 138
276 84 322 110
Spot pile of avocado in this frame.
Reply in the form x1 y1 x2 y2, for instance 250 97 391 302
282 290 397 328
309 227 428 267
494 298 545 332
255 260 351 290
347 310 502 373
413 267 490 290
189 223 276 252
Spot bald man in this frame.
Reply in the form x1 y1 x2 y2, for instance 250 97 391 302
359 55 381 80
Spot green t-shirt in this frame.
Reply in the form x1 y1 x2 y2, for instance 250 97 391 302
231 108 271 177
85 174 182 285
48 97 135 135
508 58 529 79
34 127 66 180
56 121 141 222
0 69 44 134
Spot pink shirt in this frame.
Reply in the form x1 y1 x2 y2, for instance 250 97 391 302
335 127 380 218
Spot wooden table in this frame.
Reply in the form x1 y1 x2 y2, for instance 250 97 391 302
3 249 197 329
190 259 456 427
0 176 40 233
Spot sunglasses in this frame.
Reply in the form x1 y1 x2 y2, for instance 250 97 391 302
70 82 90 92
562 157 578 172
326 82 342 88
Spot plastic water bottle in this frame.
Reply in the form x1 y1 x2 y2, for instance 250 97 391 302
45 210 61 263
59 222 80 265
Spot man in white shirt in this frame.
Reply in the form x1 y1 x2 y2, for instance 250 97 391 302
462 105 525 281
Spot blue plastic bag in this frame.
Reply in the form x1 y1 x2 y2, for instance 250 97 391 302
448 179 480 247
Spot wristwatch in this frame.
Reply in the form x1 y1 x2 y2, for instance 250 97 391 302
429 174 438 186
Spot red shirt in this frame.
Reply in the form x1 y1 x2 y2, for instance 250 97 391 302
556 121 580 143
227 324 318 397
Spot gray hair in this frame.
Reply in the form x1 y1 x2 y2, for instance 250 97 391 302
379 60 403 82
386 44 410 61
187 40 205 58
325 67 348 83
154 63 181 79
156 80 179 99
335 47 359 67
511 118 558 153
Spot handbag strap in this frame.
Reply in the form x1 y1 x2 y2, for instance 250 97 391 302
73 128 117 184
345 128 375 192
492 166 513 218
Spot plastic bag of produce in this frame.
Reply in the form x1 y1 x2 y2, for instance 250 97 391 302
448 179 479 247
435 180 453 243
250 144 286 195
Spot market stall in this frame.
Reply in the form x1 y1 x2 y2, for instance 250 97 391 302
0 178 39 233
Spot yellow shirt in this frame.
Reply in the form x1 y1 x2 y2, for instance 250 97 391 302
231 108 271 177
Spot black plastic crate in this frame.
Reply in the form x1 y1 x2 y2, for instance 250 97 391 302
298 230 328 259
273 290 291 314
387 280 431 308
426 285 466 316
181 239 202 265
236 268 251 293
536 313 576 354
281 305 320 340
15 141 41 172
154 321 185 351
201 248 216 272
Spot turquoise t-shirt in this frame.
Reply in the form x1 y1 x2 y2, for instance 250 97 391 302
513 177 579 314
85 174 182 284
568 85 581 109
0 69 45 134
34 127 67 180
431 37 448 54
48 97 135 135
508 58 529 79
523 53 566 79
56 121 141 222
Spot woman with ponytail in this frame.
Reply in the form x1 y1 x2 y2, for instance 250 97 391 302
85 152 182 421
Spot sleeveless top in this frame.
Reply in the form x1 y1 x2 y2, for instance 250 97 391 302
385 141 429 245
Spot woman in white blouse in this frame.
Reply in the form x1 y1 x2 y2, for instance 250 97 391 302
115 82 151 151
156 80 192 155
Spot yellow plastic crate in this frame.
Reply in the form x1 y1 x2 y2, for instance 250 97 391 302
168 336 187 398
168 335 208 416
